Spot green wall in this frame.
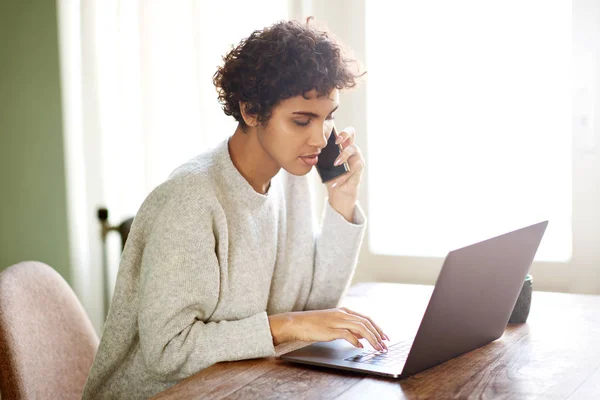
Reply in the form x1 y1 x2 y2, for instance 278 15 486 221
0 0 71 283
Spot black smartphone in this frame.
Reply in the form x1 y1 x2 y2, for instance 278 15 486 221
315 125 350 183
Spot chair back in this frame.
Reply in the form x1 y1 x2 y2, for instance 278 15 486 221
0 261 99 399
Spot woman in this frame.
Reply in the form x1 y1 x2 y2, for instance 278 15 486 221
83 17 389 399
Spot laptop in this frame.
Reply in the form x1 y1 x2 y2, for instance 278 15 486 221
280 220 548 378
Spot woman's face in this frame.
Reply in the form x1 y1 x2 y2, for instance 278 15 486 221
256 88 339 176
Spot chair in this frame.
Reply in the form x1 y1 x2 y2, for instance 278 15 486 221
97 207 135 319
0 261 99 399
97 207 134 251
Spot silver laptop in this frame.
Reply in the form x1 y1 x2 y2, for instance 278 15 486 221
280 220 548 378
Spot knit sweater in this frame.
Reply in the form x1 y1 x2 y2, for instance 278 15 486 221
82 136 367 399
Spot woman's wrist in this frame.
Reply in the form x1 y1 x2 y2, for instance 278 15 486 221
328 195 356 223
268 312 294 345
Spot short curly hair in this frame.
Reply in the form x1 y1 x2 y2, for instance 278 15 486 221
212 17 366 132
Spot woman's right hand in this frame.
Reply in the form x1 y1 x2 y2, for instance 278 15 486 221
268 307 389 352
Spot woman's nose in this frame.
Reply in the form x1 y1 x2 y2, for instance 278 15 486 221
311 127 329 149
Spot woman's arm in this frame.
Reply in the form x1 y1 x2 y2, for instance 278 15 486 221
303 125 367 311
137 186 275 382
303 198 367 311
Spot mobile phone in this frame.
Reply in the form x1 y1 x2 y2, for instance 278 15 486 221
315 125 350 183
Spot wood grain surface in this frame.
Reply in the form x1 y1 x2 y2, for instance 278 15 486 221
152 283 600 399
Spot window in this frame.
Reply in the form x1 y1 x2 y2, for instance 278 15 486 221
365 1 572 261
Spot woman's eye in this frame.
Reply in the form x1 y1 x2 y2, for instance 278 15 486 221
294 115 335 127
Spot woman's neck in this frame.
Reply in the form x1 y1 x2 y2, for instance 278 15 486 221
227 126 280 195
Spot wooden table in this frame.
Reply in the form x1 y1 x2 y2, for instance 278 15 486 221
152 283 600 399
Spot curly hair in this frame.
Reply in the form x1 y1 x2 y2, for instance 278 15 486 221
212 17 366 132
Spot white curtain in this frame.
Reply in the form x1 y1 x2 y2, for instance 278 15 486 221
58 0 294 334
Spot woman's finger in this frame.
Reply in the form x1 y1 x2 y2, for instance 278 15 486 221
327 155 364 189
342 307 389 341
349 329 364 340
338 309 386 351
345 315 387 351
333 328 363 349
327 169 352 189
345 153 365 175
340 320 386 351
333 144 357 167
335 126 355 146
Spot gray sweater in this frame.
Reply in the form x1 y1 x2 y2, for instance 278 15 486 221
82 137 367 399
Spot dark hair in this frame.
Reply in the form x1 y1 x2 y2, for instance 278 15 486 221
212 17 366 132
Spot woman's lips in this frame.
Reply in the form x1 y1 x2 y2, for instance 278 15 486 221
299 155 319 166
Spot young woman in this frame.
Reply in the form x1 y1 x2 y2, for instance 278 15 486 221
83 18 389 399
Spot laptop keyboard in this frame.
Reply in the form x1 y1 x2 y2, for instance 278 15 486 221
344 341 412 366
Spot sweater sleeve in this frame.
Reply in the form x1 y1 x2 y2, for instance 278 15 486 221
138 184 275 382
304 198 367 311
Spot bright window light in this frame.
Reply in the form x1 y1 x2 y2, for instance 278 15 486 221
366 1 572 261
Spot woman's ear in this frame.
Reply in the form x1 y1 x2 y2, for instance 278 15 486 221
239 101 258 127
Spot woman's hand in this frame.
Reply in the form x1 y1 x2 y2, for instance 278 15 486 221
268 307 389 351
326 127 365 222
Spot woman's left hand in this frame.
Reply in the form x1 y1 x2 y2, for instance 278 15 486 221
326 126 365 222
